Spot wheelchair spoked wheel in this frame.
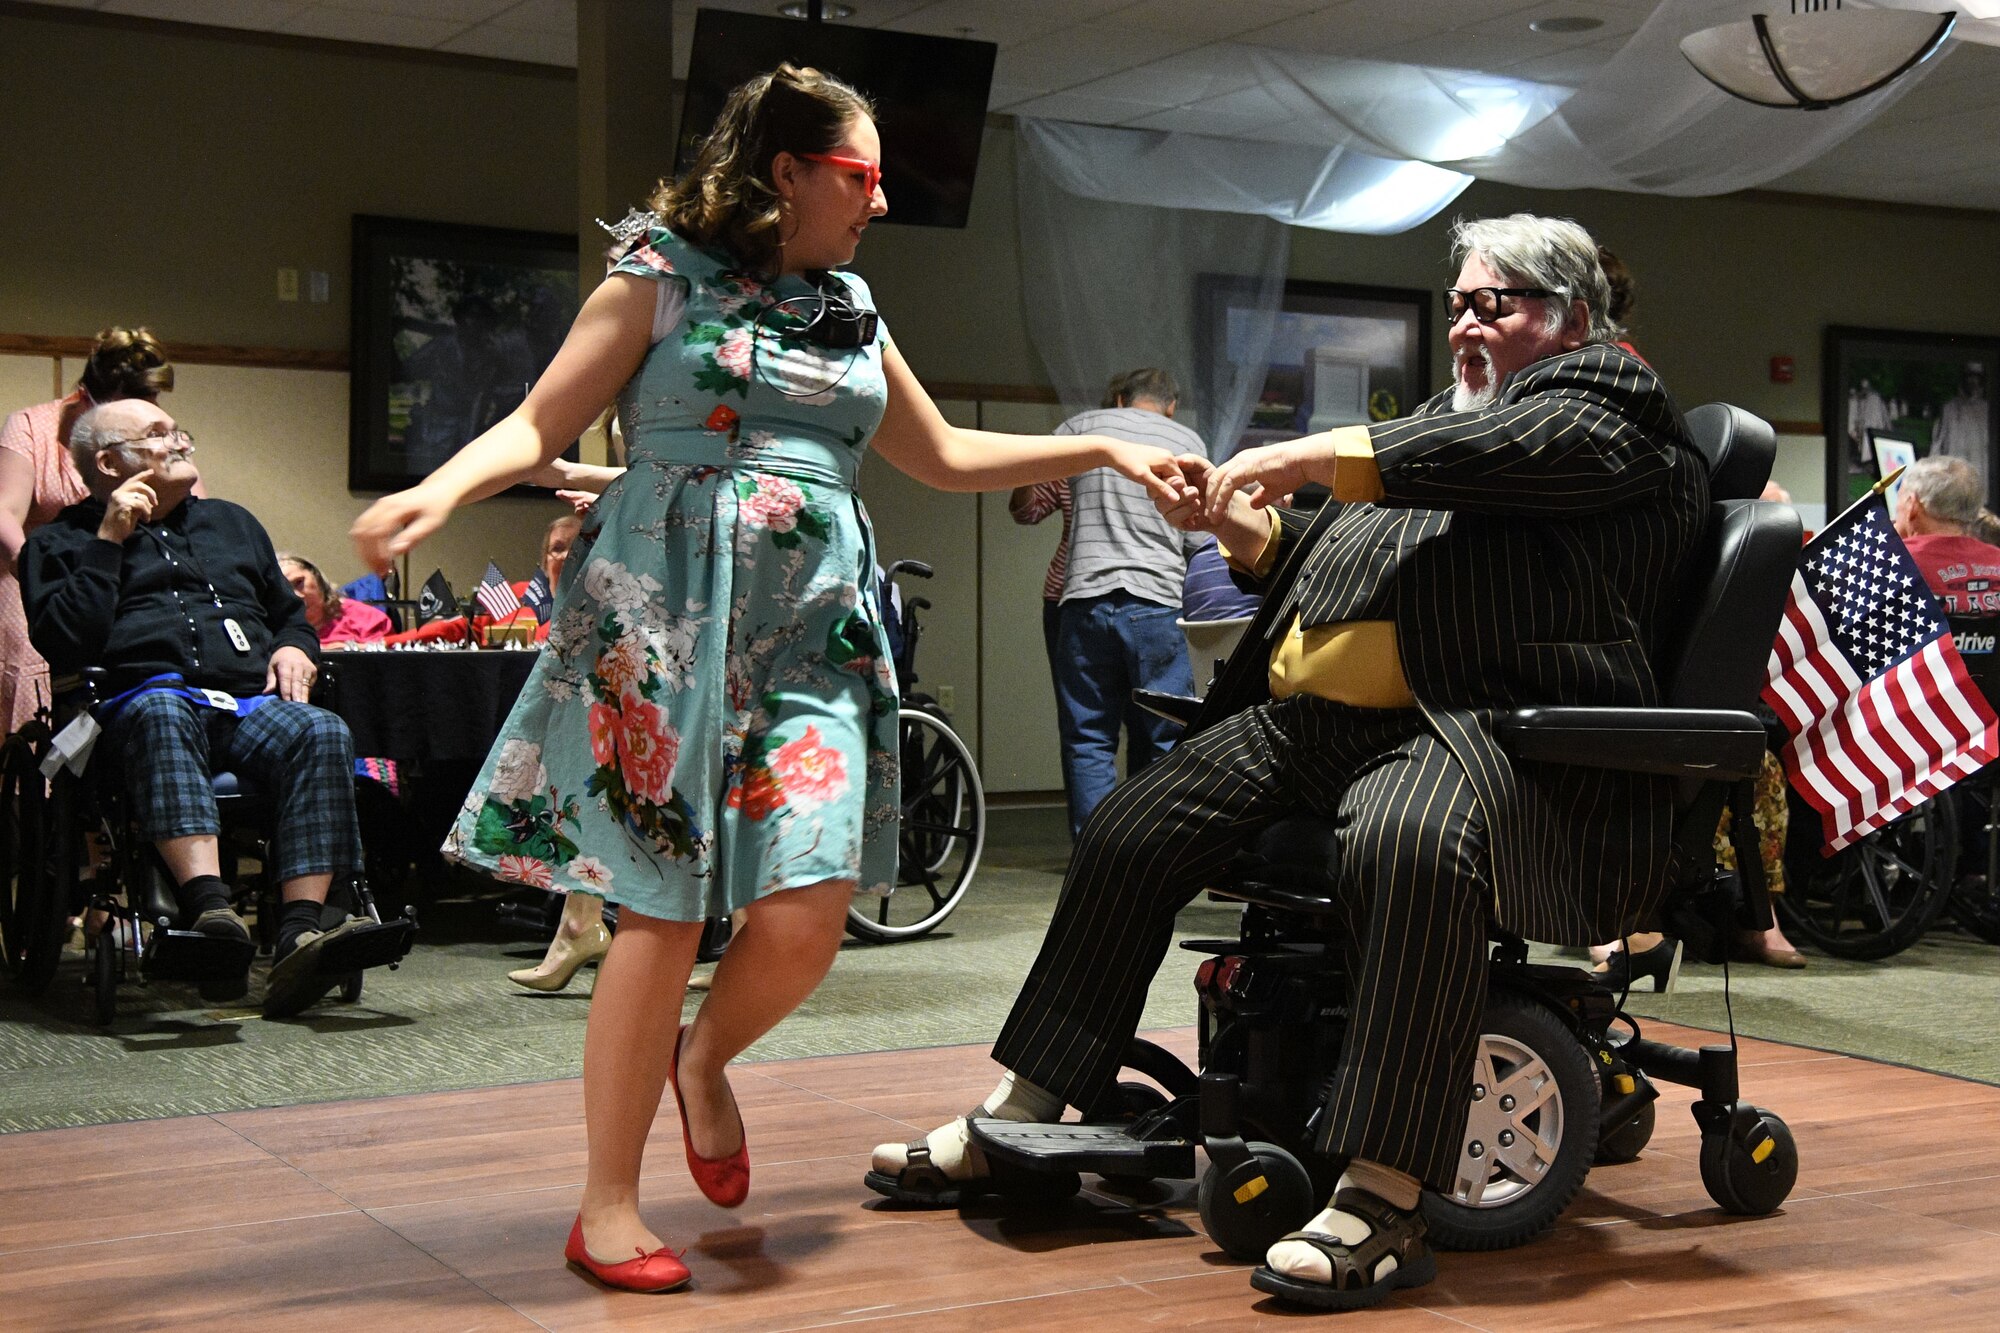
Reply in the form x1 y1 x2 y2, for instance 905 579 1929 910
845 706 985 943
1776 796 1957 961
18 766 79 997
1422 993 1599 1251
1945 783 2000 945
0 733 45 980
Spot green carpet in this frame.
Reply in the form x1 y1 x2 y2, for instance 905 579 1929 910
3 807 1997 1134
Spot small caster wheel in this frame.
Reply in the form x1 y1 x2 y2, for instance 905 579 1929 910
1197 1141 1316 1262
1700 1105 1797 1214
339 972 364 1004
92 931 118 1026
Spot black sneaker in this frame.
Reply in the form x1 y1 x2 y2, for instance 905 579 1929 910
262 916 367 1019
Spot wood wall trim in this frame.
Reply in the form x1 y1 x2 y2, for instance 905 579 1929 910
1770 420 1821 436
0 333 347 372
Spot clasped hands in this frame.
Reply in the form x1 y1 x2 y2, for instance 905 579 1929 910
1149 436 1328 535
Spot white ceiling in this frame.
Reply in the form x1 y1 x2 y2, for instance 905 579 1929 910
29 0 2000 211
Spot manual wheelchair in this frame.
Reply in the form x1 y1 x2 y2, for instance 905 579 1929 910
966 404 1808 1260
2 670 416 1023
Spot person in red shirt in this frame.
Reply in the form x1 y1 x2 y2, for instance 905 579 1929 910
384 511 582 646
1893 455 2000 613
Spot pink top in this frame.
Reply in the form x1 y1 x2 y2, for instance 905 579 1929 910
320 597 395 645
1 393 92 732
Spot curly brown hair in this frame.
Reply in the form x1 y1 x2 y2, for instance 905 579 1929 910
79 326 174 402
650 63 876 275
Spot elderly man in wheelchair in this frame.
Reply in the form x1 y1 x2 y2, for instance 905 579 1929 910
866 214 1802 1312
19 398 407 1017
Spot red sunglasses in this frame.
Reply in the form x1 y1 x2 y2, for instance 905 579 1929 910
800 152 883 195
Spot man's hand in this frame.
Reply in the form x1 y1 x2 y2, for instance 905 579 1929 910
1201 437 1332 523
265 644 318 702
96 469 159 544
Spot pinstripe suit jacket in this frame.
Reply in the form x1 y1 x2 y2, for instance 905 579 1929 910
1195 344 1709 945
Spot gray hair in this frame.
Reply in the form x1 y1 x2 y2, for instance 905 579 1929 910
1451 213 1619 345
67 405 122 487
1903 455 1987 529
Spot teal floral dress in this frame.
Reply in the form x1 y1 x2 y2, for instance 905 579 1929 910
443 227 901 921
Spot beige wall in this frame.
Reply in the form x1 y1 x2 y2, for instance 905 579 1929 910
10 9 2000 791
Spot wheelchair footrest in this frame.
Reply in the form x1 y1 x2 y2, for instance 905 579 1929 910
311 917 416 976
142 929 256 985
969 1118 1198 1179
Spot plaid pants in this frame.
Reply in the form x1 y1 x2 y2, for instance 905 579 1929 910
112 691 360 884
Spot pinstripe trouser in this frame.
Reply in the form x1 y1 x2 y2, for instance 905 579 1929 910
992 694 1492 1191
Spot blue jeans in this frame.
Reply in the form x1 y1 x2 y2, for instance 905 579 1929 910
1053 591 1196 838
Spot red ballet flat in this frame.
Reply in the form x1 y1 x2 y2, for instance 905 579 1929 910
670 1023 751 1208
564 1216 690 1293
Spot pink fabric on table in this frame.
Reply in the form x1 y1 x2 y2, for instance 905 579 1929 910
319 597 394 645
1 392 91 733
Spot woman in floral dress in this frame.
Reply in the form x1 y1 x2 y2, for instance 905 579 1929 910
353 64 1189 1293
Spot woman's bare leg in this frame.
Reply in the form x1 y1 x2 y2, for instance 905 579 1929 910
675 880 854 1158
577 905 704 1260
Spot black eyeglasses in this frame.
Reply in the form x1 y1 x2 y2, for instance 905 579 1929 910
1443 287 1554 323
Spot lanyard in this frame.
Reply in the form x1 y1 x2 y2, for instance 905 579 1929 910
140 522 230 672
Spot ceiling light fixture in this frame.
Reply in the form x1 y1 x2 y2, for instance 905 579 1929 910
778 2 856 19
1679 0 1955 110
1528 16 1605 34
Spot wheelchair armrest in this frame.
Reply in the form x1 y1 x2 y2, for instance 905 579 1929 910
1133 689 1202 728
1499 706 1767 780
48 667 111 715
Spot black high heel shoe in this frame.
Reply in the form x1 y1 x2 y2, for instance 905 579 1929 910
1598 937 1682 993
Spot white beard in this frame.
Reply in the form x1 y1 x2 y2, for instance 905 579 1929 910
1452 346 1501 412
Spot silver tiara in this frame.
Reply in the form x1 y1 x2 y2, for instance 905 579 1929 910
595 207 662 249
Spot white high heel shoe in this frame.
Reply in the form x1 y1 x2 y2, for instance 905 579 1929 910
508 921 611 992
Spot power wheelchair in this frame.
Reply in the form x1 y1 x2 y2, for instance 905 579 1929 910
965 403 1808 1261
3 669 416 1022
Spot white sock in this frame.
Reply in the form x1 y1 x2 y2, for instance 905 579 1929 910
870 1071 1062 1179
1265 1162 1421 1285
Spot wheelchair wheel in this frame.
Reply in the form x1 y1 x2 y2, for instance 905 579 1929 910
1422 993 1599 1252
1197 1140 1317 1263
1777 797 1956 961
1594 1097 1656 1166
1946 783 2000 944
1700 1105 1798 1215
340 972 364 1004
19 768 78 997
91 919 118 1026
845 706 985 943
0 735 45 979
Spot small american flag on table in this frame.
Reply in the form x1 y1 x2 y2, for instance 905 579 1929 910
1763 493 1998 853
474 561 522 621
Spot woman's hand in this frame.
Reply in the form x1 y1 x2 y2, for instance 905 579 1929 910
352 484 455 573
1154 454 1214 531
1102 440 1197 512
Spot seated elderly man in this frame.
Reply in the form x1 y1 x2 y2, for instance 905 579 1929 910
868 214 1710 1312
20 399 367 1017
1890 455 2000 613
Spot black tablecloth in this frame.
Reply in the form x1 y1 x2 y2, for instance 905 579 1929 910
322 649 537 765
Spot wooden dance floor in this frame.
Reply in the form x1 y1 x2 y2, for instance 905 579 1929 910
4 1022 2000 1330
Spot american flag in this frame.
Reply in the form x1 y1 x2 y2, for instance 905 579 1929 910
474 561 522 622
1763 494 1999 852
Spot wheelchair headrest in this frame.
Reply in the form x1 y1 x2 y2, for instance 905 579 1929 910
1685 404 1775 502
1662 498 1803 714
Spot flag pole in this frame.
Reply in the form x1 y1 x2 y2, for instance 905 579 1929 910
1808 465 1908 548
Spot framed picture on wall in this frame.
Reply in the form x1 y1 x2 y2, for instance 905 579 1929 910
1823 325 2000 512
1196 277 1432 460
349 215 581 492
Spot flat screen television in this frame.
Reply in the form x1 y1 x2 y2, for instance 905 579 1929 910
676 9 997 229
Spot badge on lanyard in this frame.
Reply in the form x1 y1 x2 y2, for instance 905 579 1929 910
223 617 252 654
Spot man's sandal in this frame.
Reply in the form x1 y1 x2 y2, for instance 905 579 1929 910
863 1118 1081 1208
1248 1187 1437 1312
